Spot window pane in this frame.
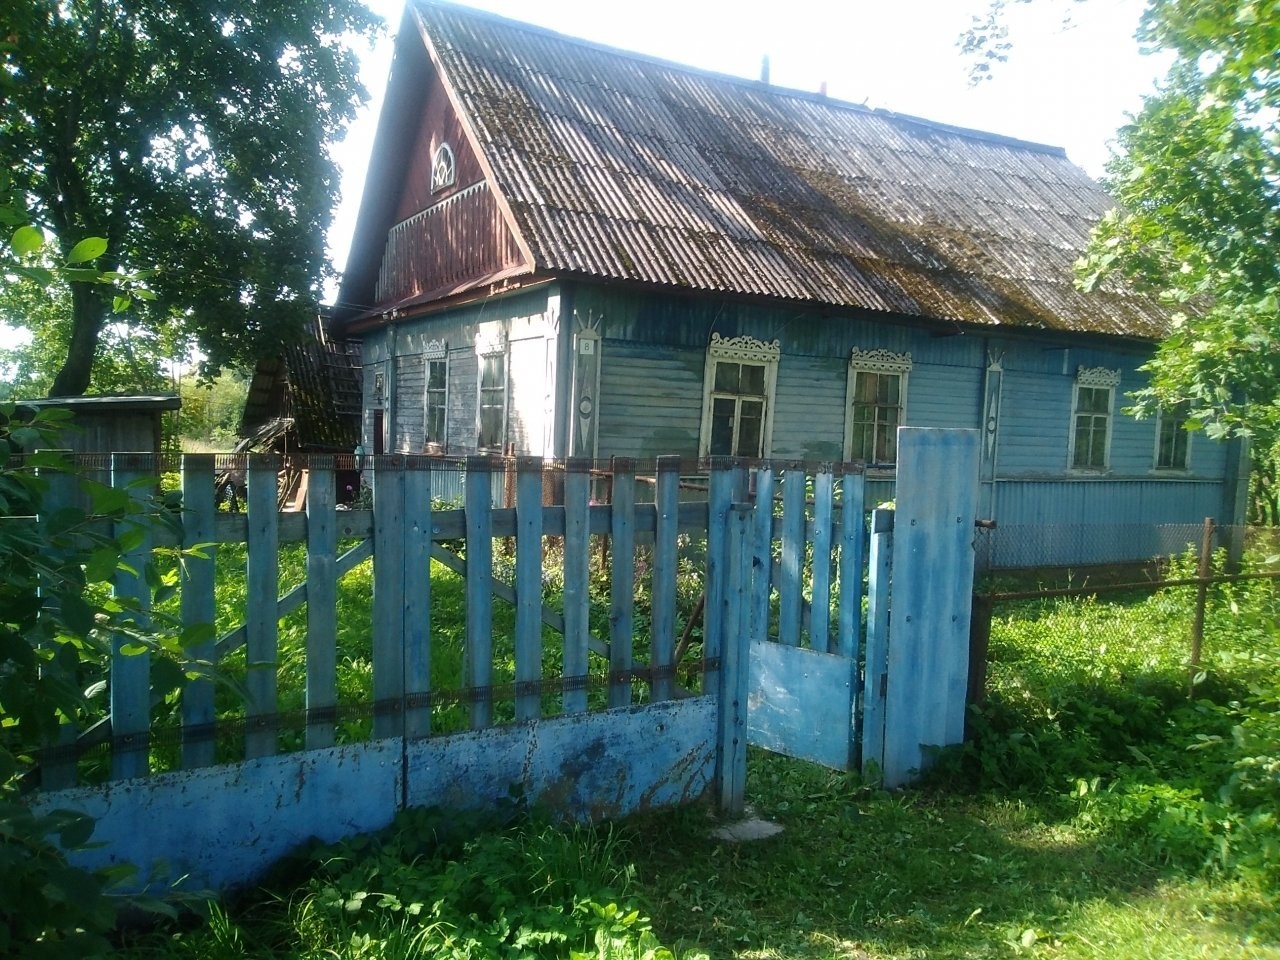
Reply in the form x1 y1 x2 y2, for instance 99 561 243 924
426 404 445 444
1078 386 1109 414
479 405 503 449
428 359 447 390
740 363 766 396
855 372 878 404
481 354 504 390
714 362 740 393
709 397 736 456
736 400 764 457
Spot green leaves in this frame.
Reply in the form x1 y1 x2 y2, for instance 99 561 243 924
8 224 43 257
64 236 107 264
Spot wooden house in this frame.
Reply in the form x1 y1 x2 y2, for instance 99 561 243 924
331 0 1248 565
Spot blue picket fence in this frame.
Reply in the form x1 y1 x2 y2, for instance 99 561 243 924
32 429 981 893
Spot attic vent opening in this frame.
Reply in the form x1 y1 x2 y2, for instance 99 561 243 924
431 142 456 192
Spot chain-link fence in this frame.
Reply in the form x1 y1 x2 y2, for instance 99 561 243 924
971 523 1280 709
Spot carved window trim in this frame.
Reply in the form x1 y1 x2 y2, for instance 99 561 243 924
423 340 448 451
698 334 781 459
844 348 911 464
1069 367 1120 471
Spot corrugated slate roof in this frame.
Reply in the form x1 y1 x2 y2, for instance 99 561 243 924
413 0 1168 339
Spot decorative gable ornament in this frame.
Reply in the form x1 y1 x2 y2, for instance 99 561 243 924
1076 366 1121 388
431 142 456 192
708 332 781 364
850 348 912 373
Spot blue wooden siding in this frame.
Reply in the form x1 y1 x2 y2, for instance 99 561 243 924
360 281 1236 562
997 369 1073 475
596 342 703 458
906 362 982 431
771 354 846 460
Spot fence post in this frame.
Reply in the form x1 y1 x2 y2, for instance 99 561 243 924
110 453 155 779
966 593 993 716
882 428 980 788
181 454 218 768
716 502 751 817
465 456 494 728
1189 516 1216 694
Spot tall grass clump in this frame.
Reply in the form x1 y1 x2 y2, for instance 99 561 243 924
938 551 1280 884
126 806 705 960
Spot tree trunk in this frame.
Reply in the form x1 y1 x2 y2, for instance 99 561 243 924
47 282 107 397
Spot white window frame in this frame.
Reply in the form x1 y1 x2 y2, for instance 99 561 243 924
1068 366 1120 471
422 339 448 452
1154 402 1192 471
475 324 508 453
697 333 780 459
431 142 456 192
843 348 912 465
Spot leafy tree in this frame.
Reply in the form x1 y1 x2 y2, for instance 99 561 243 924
967 1 1280 447
1078 2 1280 449
2 0 378 397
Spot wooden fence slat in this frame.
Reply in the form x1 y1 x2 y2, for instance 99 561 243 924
750 467 775 646
650 456 680 702
561 463 591 713
110 454 153 779
373 458 406 739
837 473 865 660
181 454 218 768
38 463 79 789
778 468 806 646
465 457 494 729
245 457 280 760
608 459 636 709
861 507 893 780
515 458 543 722
305 457 338 750
402 464 433 739
703 462 734 696
810 469 834 652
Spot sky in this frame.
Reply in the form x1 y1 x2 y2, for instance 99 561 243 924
326 0 1172 285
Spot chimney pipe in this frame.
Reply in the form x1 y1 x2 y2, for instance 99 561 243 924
760 54 770 84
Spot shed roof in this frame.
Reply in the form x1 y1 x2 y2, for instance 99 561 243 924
342 0 1168 340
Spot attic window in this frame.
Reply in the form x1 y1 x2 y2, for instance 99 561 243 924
431 143 456 192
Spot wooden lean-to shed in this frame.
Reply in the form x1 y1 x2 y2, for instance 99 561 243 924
233 317 363 506
330 0 1248 567
22 394 181 453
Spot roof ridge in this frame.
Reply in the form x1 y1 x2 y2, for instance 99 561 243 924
412 0 1068 158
